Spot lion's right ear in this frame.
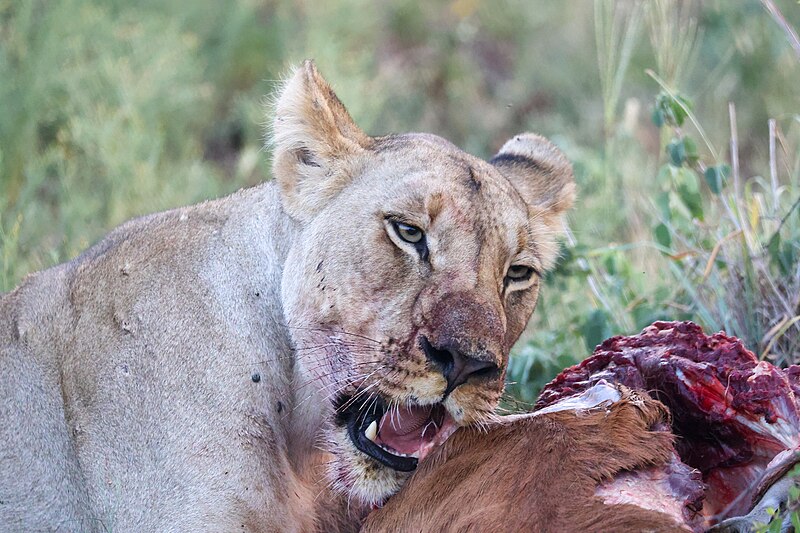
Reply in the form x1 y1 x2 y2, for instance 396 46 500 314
270 60 372 221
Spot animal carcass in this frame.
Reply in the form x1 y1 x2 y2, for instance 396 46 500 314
363 321 800 532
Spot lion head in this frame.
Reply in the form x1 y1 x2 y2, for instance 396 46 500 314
272 61 575 505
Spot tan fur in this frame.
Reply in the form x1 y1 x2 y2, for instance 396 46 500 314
0 61 573 531
362 392 691 533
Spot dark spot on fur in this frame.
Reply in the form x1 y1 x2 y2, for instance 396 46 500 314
277 401 284 413
116 316 134 335
316 261 323 273
251 373 261 383
467 166 482 192
295 147 320 167
254 290 260 297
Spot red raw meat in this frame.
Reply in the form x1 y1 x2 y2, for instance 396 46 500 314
536 321 800 522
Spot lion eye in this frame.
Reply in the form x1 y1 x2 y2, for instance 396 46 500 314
386 218 429 262
505 264 535 283
392 221 424 244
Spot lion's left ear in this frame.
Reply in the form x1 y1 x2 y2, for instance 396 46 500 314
271 60 372 222
490 133 576 269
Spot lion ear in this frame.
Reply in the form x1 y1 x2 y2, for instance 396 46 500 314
490 133 576 216
490 133 576 268
270 60 372 221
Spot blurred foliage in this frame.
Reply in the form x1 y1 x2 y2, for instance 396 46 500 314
2 0 800 402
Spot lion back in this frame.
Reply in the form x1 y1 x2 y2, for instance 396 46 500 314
0 184 301 531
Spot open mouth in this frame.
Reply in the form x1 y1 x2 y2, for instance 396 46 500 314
339 395 458 472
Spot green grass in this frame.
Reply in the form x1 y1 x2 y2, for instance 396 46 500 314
2 0 799 400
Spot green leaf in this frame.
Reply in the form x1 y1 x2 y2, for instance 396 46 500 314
792 511 800 533
656 164 672 188
652 107 665 128
777 238 797 276
675 168 704 220
655 190 671 221
704 165 730 194
768 509 783 533
654 92 692 127
668 190 692 222
767 233 782 268
684 136 699 165
603 253 617 275
631 303 670 330
582 309 611 352
670 94 692 126
654 223 672 249
668 138 686 166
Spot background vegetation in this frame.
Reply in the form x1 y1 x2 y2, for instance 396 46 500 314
2 0 799 402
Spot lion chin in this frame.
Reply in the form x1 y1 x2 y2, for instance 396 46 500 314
326 395 464 506
328 426 411 506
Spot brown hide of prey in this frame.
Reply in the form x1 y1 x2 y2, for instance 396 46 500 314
361 389 702 533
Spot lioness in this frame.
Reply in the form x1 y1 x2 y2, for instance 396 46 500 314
0 61 574 532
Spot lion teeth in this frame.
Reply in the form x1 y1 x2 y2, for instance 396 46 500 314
365 420 378 442
373 443 420 459
382 448 419 459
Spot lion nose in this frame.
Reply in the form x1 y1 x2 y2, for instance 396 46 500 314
421 336 499 395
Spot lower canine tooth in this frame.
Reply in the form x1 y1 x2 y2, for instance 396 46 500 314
365 420 378 442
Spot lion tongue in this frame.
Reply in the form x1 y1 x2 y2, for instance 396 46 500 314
375 404 457 460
